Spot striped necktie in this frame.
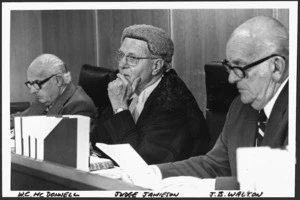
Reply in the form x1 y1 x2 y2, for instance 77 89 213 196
42 106 50 115
129 95 139 122
256 109 267 146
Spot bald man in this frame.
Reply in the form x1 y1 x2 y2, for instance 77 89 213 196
11 54 97 123
138 16 289 190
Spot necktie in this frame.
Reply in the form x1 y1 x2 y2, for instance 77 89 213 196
256 109 267 146
129 95 139 122
42 106 50 115
129 95 143 122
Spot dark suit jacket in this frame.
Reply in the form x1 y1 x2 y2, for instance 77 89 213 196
91 69 210 165
158 82 288 189
20 83 97 117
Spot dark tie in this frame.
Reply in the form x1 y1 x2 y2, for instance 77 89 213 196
256 109 267 146
42 106 50 115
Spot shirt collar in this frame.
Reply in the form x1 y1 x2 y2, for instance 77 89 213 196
133 77 162 104
264 78 288 118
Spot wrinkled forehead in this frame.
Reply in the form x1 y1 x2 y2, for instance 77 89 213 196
226 32 259 63
27 63 51 81
120 37 149 55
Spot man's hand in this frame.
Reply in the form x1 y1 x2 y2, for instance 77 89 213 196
120 165 162 190
108 73 140 111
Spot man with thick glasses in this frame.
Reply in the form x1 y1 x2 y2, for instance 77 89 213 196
91 24 210 165
11 54 97 128
126 16 289 190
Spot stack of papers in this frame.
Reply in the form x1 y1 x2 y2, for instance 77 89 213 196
96 143 160 189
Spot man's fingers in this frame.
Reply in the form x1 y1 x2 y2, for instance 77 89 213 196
116 73 130 85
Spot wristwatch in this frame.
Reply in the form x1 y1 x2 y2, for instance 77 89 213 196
114 108 125 114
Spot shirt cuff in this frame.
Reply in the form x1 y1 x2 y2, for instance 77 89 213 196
150 165 163 181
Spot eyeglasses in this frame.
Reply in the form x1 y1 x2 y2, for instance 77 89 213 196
25 74 58 90
115 50 161 66
221 54 286 78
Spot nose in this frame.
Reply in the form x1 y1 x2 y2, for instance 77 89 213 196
119 58 129 70
228 70 240 84
29 87 38 94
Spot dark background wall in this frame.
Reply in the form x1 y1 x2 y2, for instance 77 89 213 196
10 9 289 112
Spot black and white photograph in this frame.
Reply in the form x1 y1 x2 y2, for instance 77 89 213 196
2 1 298 198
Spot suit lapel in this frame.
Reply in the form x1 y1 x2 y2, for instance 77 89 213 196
135 75 166 124
240 105 258 147
136 86 158 124
47 83 76 115
262 82 288 146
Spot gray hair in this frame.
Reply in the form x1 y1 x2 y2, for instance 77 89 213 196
28 53 72 84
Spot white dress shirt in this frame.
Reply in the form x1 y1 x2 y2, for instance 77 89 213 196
129 77 162 122
264 78 288 118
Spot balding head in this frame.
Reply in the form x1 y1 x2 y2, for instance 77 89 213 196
26 54 72 106
27 54 71 84
28 54 66 77
227 15 289 61
225 16 289 110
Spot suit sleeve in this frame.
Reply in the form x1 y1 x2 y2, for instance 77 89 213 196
102 106 197 164
157 98 240 179
61 100 97 117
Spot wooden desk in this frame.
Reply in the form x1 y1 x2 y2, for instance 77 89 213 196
11 153 145 190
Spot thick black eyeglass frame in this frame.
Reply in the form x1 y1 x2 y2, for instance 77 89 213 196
221 54 286 78
24 64 68 90
115 50 161 66
25 74 58 90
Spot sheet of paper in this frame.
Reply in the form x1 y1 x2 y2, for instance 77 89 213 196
237 146 294 197
96 143 155 187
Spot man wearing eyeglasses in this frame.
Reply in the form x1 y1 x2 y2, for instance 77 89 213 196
11 54 97 129
129 16 289 190
91 24 210 165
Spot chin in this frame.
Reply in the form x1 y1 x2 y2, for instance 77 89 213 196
38 99 48 105
37 99 45 104
241 97 262 110
240 95 254 105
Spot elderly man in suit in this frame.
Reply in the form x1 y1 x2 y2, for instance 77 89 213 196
135 15 289 190
91 24 210 165
11 54 97 127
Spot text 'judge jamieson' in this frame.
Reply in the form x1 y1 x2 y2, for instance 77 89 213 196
115 191 180 198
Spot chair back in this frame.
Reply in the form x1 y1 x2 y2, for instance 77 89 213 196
205 62 239 148
78 64 117 115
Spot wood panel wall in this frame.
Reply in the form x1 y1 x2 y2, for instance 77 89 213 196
41 10 97 84
10 11 43 102
10 9 289 112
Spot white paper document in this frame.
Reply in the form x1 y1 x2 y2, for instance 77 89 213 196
96 143 158 188
237 146 294 197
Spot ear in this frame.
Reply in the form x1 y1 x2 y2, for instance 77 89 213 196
271 56 286 82
55 75 64 87
151 59 164 76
